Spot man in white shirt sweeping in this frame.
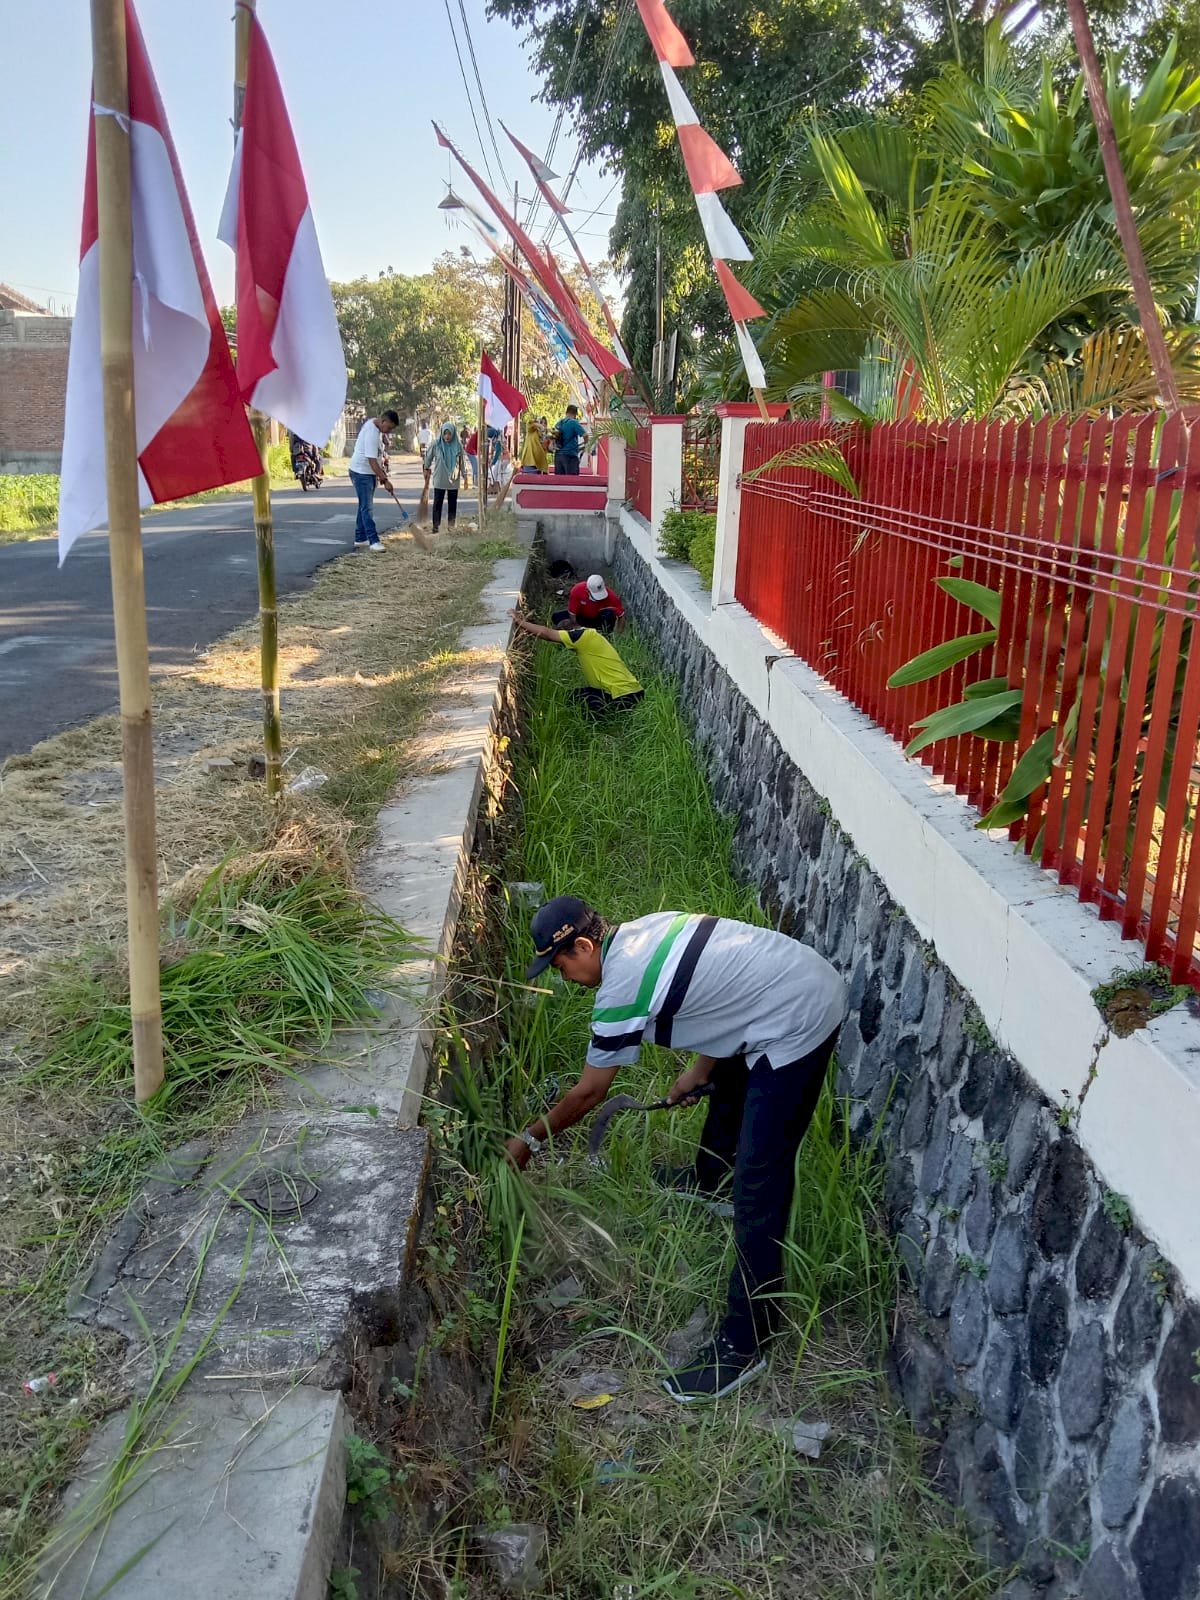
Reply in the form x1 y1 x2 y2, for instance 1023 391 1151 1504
506 896 847 1403
348 408 400 551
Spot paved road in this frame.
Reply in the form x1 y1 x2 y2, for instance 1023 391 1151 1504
0 464 438 761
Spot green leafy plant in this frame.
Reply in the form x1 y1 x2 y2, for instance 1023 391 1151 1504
344 1434 393 1525
659 508 718 589
981 1143 1008 1184
329 1567 361 1600
957 1253 989 1280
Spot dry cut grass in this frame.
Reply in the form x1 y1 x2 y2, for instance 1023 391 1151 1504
0 521 515 1576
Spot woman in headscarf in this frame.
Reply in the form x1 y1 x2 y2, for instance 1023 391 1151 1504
520 415 548 473
424 422 467 532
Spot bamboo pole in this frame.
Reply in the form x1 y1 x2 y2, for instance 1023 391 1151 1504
234 0 284 796
91 0 165 1104
1064 0 1181 414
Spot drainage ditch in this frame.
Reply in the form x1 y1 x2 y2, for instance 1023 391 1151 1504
332 567 1008 1600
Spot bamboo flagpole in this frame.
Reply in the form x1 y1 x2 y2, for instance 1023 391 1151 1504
91 0 165 1103
233 0 284 797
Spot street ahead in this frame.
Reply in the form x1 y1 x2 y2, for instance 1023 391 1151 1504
0 466 431 762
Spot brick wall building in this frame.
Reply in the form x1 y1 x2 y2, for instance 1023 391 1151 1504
0 284 72 473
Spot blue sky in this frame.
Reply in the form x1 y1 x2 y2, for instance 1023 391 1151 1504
0 0 616 315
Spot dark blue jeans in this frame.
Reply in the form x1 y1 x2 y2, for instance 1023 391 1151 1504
350 470 378 543
554 450 581 475
695 1030 839 1352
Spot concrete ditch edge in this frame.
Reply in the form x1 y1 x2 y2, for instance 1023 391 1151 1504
41 552 530 1600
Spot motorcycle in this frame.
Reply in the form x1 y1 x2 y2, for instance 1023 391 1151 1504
293 449 323 492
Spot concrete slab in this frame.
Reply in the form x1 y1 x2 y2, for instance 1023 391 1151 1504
78 1118 428 1392
41 1388 347 1600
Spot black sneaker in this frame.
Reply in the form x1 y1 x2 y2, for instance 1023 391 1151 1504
651 1164 734 1219
662 1337 766 1404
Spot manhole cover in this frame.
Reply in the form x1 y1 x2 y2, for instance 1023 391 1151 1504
238 1165 319 1218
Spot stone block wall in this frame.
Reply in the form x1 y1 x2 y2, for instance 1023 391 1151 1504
613 536 1200 1600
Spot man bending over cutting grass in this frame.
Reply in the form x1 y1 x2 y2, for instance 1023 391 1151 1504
505 896 847 1403
509 609 643 719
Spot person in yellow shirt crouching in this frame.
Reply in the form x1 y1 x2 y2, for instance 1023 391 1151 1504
509 608 644 719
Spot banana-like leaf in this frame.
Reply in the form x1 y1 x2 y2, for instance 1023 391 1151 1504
887 629 997 687
936 577 1002 625
906 689 1024 755
964 675 1011 699
976 725 1057 828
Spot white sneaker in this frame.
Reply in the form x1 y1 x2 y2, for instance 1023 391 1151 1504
368 539 385 553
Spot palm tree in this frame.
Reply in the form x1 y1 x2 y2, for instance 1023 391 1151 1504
704 29 1200 418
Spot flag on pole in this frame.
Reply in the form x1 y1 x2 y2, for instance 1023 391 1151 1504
58 0 259 563
499 123 570 215
478 351 527 429
218 10 345 447
502 125 636 371
435 122 627 385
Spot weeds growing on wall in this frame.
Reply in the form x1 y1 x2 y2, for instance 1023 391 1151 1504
398 624 1006 1598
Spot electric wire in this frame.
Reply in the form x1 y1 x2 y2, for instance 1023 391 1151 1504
442 0 499 186
455 0 511 188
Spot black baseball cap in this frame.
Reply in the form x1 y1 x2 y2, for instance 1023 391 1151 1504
526 895 596 979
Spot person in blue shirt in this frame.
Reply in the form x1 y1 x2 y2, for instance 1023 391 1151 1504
552 405 588 476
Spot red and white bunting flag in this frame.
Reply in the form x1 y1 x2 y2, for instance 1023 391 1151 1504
714 259 765 322
633 0 694 66
501 123 570 216
479 351 527 429
734 324 767 390
59 0 260 563
657 62 751 260
434 122 627 383
218 12 345 447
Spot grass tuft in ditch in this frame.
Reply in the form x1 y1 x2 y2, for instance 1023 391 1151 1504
1 823 418 1578
409 622 1006 1598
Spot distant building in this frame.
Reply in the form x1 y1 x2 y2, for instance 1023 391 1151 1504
0 284 72 474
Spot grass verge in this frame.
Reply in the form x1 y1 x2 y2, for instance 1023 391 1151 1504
0 524 514 1579
363 621 1007 1597
0 449 295 544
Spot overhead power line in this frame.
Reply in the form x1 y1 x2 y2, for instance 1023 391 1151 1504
442 0 500 186
455 0 511 188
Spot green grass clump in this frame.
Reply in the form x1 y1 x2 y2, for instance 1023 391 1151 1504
0 473 58 532
420 622 1003 1599
33 849 417 1112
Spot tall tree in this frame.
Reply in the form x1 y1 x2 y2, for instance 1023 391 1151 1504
487 0 919 397
331 269 482 417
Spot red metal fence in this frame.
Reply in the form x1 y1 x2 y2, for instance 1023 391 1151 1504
626 426 652 522
681 413 721 511
735 413 1200 984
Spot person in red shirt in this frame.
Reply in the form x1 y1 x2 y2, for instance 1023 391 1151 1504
552 574 626 635
464 428 480 489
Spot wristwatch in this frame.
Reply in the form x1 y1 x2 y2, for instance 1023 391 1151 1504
518 1129 543 1155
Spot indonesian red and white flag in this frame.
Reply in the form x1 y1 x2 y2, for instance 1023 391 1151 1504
58 0 260 563
218 12 345 447
478 352 527 429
